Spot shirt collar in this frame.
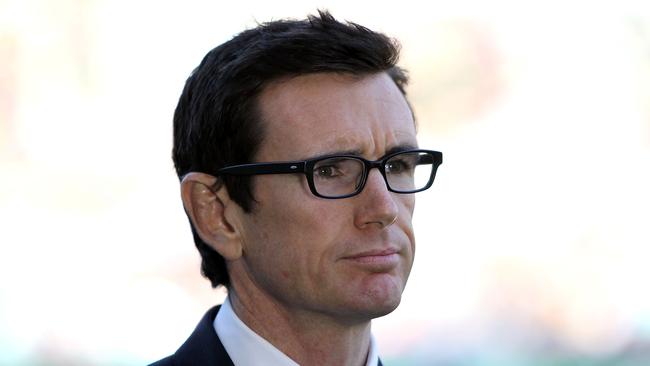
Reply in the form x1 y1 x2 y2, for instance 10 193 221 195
214 296 379 366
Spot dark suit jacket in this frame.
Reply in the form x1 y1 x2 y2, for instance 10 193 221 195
149 305 234 366
149 305 384 366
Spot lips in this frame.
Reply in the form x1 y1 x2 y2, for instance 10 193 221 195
342 248 401 269
346 248 399 258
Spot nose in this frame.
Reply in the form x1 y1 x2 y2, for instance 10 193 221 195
353 168 399 230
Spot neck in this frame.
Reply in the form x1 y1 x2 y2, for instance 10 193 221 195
227 284 373 366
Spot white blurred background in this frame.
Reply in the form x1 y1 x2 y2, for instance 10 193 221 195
1 0 650 365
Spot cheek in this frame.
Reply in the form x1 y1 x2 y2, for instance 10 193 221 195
241 205 345 301
257 174 346 236
248 185 345 268
403 194 416 214
398 196 416 231
397 197 416 266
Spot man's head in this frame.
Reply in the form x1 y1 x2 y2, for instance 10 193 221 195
173 11 412 290
174 11 445 323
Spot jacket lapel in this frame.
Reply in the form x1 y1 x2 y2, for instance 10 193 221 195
167 305 384 366
173 305 234 366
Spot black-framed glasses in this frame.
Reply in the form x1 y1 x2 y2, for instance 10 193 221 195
217 149 443 199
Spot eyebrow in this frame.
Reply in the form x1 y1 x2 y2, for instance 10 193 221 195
307 143 419 161
385 144 418 156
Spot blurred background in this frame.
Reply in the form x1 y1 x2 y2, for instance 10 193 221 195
1 0 650 365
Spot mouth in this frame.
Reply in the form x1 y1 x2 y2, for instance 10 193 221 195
342 248 401 271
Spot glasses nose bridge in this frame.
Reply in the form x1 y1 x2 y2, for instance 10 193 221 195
366 159 385 171
360 159 389 190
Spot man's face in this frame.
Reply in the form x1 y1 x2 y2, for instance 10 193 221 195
232 72 417 323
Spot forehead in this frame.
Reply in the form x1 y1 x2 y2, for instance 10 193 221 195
255 72 417 161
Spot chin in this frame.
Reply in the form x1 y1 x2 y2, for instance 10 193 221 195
343 295 401 322
351 276 405 319
330 269 409 321
369 297 402 318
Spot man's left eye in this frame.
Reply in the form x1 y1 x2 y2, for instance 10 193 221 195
386 160 409 174
316 165 340 178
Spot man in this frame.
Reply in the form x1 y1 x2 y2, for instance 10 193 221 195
151 10 442 366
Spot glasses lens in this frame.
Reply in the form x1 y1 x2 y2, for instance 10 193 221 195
312 157 364 197
385 151 434 192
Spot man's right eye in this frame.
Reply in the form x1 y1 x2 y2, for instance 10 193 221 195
315 165 341 178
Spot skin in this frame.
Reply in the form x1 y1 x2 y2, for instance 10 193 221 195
182 72 418 366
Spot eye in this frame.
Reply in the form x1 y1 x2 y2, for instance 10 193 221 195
315 165 342 178
385 157 415 175
313 157 361 181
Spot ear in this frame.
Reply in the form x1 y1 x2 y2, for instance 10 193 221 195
180 172 243 260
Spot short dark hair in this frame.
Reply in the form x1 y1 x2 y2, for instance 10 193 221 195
172 10 410 288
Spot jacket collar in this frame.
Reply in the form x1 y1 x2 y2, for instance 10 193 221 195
173 305 234 366
171 305 383 366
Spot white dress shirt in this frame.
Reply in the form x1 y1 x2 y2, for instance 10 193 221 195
214 297 379 366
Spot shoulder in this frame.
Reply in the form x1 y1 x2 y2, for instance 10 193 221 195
148 305 233 366
148 355 173 366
